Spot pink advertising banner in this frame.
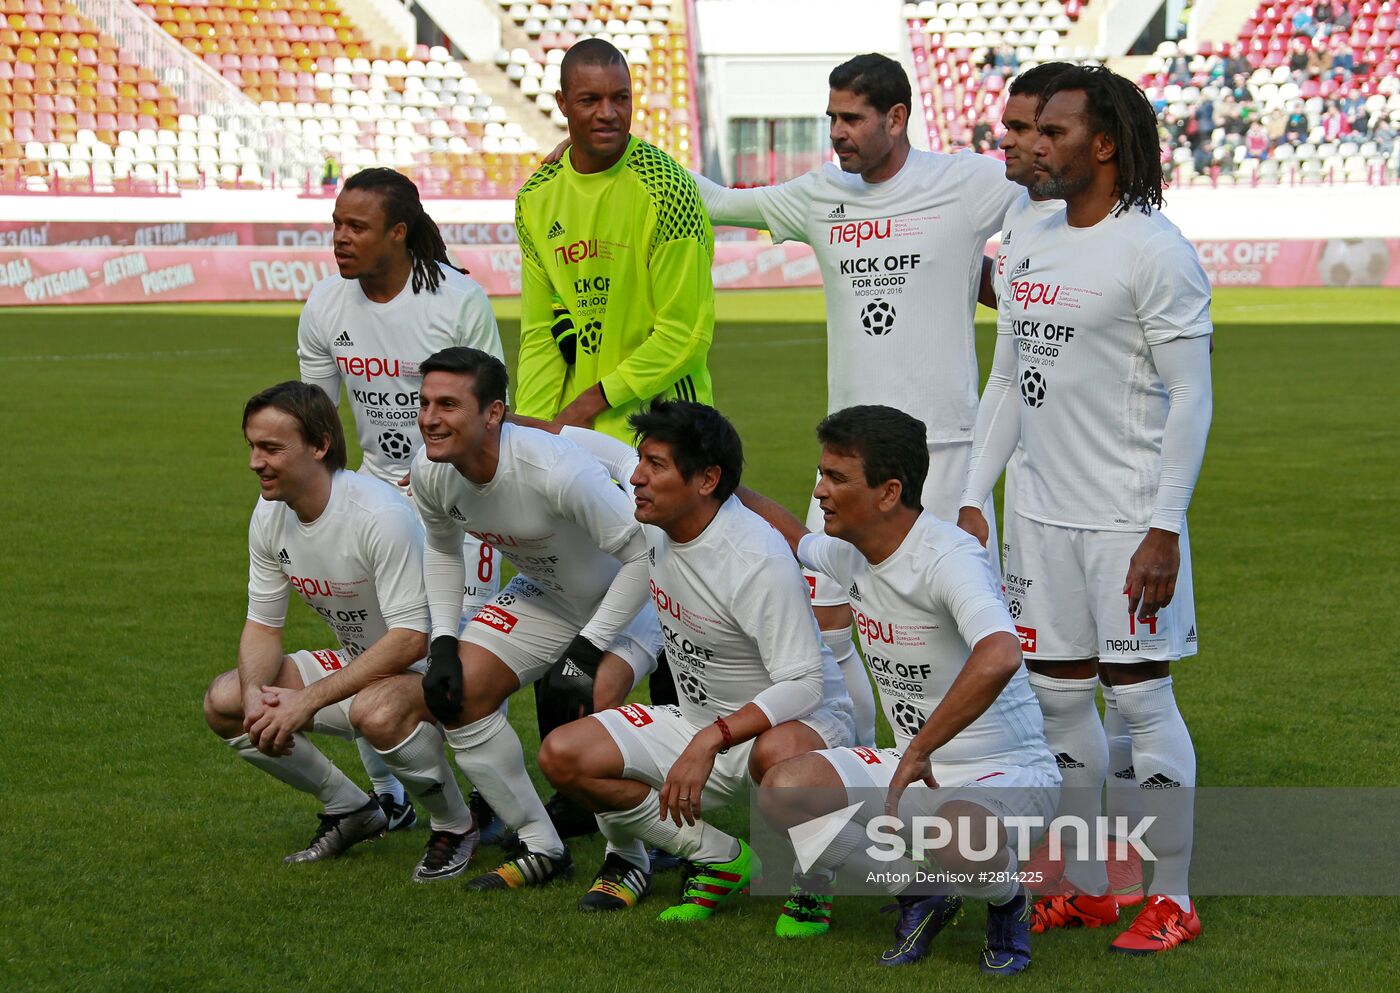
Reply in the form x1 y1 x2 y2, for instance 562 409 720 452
0 238 1394 306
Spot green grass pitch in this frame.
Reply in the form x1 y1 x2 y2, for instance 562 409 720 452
2 288 1397 992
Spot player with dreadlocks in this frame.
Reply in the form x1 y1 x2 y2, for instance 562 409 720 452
961 64 1212 955
297 167 506 835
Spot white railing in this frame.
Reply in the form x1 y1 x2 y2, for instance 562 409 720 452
71 0 317 186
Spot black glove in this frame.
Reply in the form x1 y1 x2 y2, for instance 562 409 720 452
536 635 604 736
550 301 577 365
422 635 463 725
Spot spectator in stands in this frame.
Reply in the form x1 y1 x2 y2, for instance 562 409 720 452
1192 138 1215 175
1333 42 1355 76
1265 108 1288 145
1245 121 1270 160
1313 2 1336 37
1168 52 1192 84
1289 38 1311 75
1285 105 1310 142
1323 102 1351 141
992 44 1018 71
1308 38 1334 79
1225 46 1252 81
1292 6 1317 38
1333 5 1353 34
1373 117 1398 156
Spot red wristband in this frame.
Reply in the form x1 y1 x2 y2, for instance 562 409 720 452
714 717 733 754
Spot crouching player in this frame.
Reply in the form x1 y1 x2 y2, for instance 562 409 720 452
745 406 1058 974
203 382 479 880
410 347 662 892
537 401 854 919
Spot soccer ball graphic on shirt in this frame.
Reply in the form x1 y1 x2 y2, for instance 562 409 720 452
891 699 927 738
1020 369 1047 408
377 429 414 461
677 670 708 706
860 299 897 336
578 320 603 354
1317 238 1390 287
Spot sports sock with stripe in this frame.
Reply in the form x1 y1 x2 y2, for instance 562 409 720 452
1110 675 1195 904
226 732 368 814
1101 681 1144 831
600 789 739 863
378 723 473 834
1027 671 1109 895
445 709 564 857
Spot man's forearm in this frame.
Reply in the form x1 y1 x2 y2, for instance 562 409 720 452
295 628 428 710
903 633 1021 759
734 485 808 555
237 621 286 704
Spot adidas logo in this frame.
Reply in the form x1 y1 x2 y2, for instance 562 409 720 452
847 583 861 602
1013 257 1031 276
333 331 353 346
827 204 847 220
278 548 291 564
1053 751 1085 769
1114 765 1136 780
1141 773 1182 789
547 220 565 239
1186 625 1197 643
448 506 467 522
648 547 656 565
559 660 588 678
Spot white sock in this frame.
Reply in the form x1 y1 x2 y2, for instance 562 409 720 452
824 627 876 747
356 737 404 802
956 850 1020 906
226 732 367 814
1028 672 1109 895
1111 676 1195 902
598 789 738 863
598 812 651 873
444 710 563 857
377 723 473 834
1101 683 1144 830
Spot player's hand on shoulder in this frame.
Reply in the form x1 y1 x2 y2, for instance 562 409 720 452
423 635 464 724
1123 527 1180 620
397 471 412 499
543 138 571 165
956 506 990 547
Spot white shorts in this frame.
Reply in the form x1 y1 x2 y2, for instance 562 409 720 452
1002 515 1198 662
460 575 663 685
289 648 429 739
821 745 1060 853
594 702 853 809
289 648 359 740
804 441 1000 607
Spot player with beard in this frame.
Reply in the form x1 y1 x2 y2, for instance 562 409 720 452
682 53 1021 749
297 168 504 832
961 65 1211 954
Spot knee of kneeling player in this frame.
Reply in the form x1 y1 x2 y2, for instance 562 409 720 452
203 670 243 734
537 728 583 789
350 697 413 748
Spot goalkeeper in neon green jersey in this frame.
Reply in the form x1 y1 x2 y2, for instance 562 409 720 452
514 38 715 443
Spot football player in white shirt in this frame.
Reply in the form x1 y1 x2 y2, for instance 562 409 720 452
961 65 1212 955
534 401 853 922
410 347 660 892
686 54 1021 749
202 382 480 881
743 406 1056 974
297 167 505 831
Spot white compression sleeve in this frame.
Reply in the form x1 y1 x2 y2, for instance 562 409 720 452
961 332 1022 509
423 530 469 640
752 670 824 728
1147 335 1213 534
689 171 770 229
